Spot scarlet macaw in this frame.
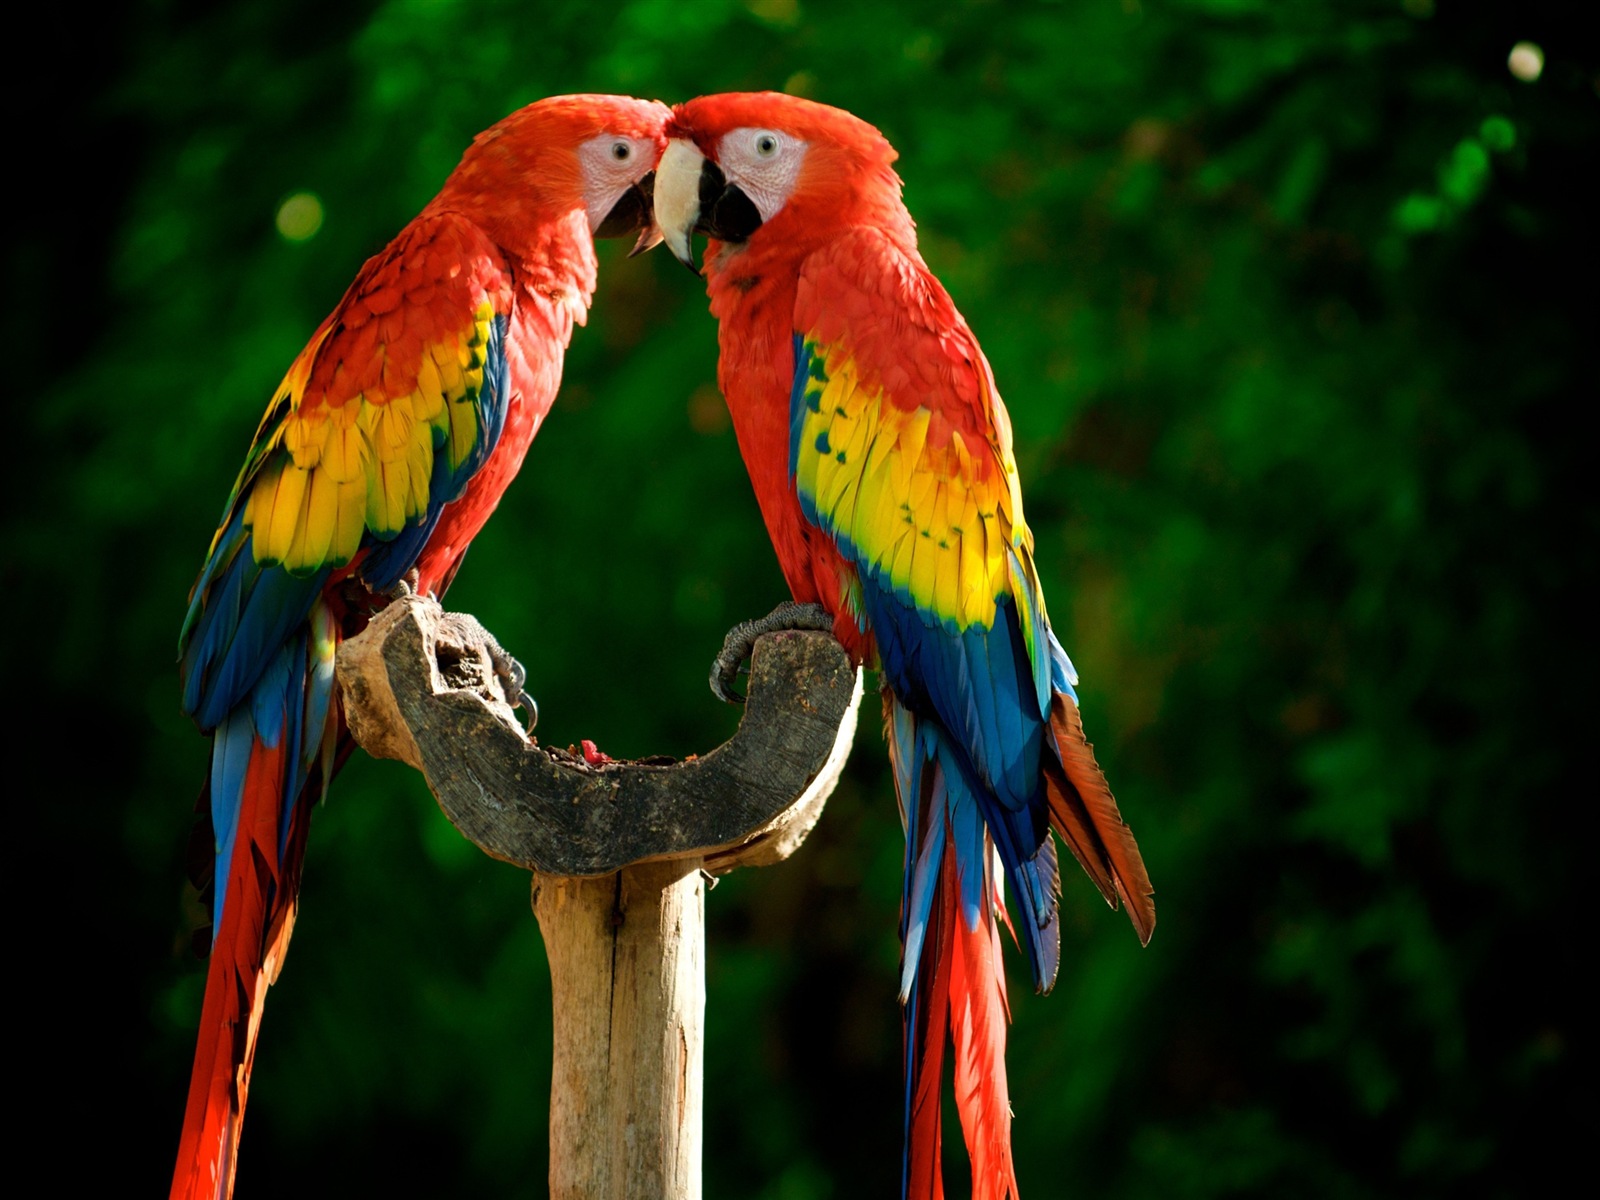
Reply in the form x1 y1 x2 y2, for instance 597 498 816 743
652 93 1155 1199
172 93 670 1200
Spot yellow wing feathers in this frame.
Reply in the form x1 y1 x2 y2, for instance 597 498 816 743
242 301 496 573
795 340 1022 631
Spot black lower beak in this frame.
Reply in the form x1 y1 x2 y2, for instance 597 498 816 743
696 160 763 244
595 172 655 240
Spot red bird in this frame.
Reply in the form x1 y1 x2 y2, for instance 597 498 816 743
653 93 1154 1199
172 93 669 1199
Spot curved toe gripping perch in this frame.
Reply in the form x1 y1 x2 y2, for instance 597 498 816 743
334 594 863 1200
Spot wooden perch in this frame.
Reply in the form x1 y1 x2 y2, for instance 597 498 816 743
336 593 861 875
334 593 863 1200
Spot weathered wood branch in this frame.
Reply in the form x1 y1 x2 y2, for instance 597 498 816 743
335 593 863 876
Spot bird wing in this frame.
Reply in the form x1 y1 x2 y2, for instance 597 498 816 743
791 226 1153 948
792 226 1052 812
179 211 515 729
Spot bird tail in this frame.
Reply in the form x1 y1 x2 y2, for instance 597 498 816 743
171 614 339 1200
1041 690 1155 946
888 695 1020 1200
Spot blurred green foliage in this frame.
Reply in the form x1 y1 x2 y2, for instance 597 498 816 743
8 0 1591 1196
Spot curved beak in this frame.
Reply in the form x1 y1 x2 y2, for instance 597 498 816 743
654 139 768 275
654 139 710 273
629 222 663 258
594 171 663 257
627 171 662 257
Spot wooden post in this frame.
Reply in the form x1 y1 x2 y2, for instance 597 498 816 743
335 595 861 1200
537 862 703 1200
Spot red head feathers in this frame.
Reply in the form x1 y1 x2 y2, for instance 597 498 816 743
654 92 915 269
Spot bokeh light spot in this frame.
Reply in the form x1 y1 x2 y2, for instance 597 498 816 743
1439 139 1490 206
1480 116 1516 152
746 0 800 29
276 191 324 242
1394 193 1445 233
1508 41 1544 82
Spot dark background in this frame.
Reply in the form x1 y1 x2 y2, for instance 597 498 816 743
10 1 1591 1196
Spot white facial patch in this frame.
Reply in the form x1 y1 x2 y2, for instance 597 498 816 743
576 132 657 232
715 128 808 224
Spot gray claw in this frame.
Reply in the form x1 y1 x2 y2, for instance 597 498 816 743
710 601 834 704
486 638 537 733
516 691 539 734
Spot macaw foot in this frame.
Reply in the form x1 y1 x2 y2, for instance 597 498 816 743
487 641 539 734
710 600 834 705
440 611 539 733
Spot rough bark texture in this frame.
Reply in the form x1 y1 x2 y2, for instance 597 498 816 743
536 862 704 1200
336 593 863 876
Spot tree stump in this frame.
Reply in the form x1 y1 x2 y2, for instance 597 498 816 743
335 594 862 1200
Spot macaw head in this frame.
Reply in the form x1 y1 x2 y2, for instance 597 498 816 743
652 92 914 272
437 93 672 252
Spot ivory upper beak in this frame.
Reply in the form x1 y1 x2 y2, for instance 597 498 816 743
653 138 707 271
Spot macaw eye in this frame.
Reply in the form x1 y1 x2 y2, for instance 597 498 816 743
611 141 632 162
755 133 779 158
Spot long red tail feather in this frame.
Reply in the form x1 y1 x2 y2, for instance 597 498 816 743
947 842 1018 1200
908 818 1021 1200
170 735 309 1200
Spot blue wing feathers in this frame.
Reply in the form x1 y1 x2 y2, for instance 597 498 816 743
946 750 988 931
181 507 329 731
1047 627 1078 700
862 577 1045 816
208 715 255 929
894 695 1061 994
900 766 945 1000
205 628 325 932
